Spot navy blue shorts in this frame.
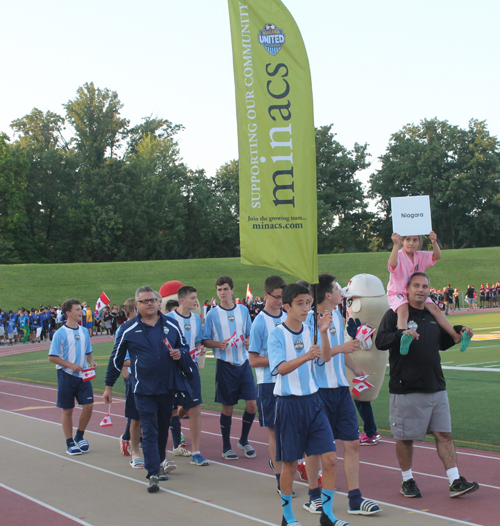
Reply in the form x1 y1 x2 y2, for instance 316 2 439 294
56 368 94 409
174 364 203 410
275 392 335 463
257 382 277 428
318 386 359 441
215 359 256 407
124 376 140 420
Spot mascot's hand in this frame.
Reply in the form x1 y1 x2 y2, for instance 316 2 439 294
347 318 361 339
360 337 372 350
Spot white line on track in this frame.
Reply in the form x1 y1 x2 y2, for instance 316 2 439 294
0 409 497 525
442 366 500 372
0 482 95 526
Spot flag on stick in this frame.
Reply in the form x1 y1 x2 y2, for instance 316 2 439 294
100 413 113 427
81 368 96 382
246 284 253 302
95 292 111 312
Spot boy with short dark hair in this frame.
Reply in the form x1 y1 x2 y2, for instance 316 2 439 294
269 283 348 526
49 298 97 455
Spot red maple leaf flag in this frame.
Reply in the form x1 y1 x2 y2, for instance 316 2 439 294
95 292 111 312
352 381 374 397
81 368 96 382
100 413 113 427
246 284 253 302
355 324 376 342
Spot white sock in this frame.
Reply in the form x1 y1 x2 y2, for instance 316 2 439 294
446 467 459 484
402 469 413 481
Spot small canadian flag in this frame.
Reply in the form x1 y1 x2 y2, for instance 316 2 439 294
246 284 253 302
81 368 96 382
352 380 374 397
95 292 111 312
211 297 217 307
228 331 245 347
190 348 202 361
355 325 376 342
164 338 173 350
100 413 113 427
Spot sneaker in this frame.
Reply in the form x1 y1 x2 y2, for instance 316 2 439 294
400 478 422 498
147 475 160 493
237 442 256 458
130 457 144 469
348 498 381 515
190 453 210 466
303 497 323 514
319 512 350 526
74 438 89 453
449 476 479 497
66 443 82 456
359 433 378 446
158 465 169 481
222 449 239 460
173 444 192 457
163 459 177 473
297 460 308 481
120 434 131 456
374 433 381 441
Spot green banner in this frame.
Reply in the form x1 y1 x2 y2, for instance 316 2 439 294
228 0 318 284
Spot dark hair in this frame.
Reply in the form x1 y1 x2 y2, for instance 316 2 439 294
264 275 286 294
407 272 430 286
216 276 234 289
165 299 180 312
178 285 197 299
61 298 81 316
296 279 312 294
317 273 337 304
282 283 310 307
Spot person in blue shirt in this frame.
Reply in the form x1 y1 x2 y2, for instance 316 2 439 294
48 299 97 456
104 285 194 493
202 275 256 460
248 275 287 492
6 312 17 345
268 283 347 526
0 309 5 345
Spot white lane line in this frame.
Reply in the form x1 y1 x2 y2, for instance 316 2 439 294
0 434 279 526
442 366 500 372
455 361 500 367
0 482 95 526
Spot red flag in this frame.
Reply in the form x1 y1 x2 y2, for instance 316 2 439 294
246 284 253 302
81 368 96 382
211 297 217 306
100 413 113 427
190 348 202 361
355 325 376 342
95 292 111 312
228 331 245 347
352 381 374 397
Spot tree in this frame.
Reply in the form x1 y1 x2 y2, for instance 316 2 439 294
315 125 373 253
126 115 184 156
369 118 500 249
64 82 128 168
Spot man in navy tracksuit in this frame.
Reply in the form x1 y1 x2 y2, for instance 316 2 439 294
104 285 194 493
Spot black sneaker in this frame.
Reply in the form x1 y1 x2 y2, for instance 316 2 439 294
147 475 160 493
400 478 422 498
449 476 479 497
158 465 169 481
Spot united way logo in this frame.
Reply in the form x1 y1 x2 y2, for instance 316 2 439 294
294 340 304 351
228 314 235 322
185 323 191 331
258 23 286 56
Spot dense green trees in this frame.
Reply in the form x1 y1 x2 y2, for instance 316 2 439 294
1 84 499 264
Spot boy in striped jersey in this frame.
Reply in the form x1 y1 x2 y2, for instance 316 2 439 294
306 274 380 517
49 299 97 456
202 276 256 460
249 275 287 492
167 285 209 466
269 283 348 526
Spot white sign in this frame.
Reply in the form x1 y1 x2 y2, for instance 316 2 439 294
391 196 432 236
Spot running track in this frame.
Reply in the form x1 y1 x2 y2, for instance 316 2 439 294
0 378 498 526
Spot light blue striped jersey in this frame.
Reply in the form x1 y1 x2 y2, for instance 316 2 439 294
166 310 203 362
249 309 287 384
306 309 349 388
268 323 320 396
202 304 251 365
49 324 93 377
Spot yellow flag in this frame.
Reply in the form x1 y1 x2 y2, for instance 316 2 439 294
228 0 318 284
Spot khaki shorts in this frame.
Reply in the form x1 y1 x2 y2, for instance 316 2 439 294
389 391 451 440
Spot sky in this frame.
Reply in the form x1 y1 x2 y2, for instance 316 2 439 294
2 0 499 188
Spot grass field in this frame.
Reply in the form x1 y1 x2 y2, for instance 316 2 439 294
1 246 500 311
1 312 498 452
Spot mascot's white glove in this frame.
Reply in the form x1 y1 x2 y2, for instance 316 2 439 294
360 337 372 350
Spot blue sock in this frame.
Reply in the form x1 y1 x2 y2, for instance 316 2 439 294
309 485 321 502
66 438 75 448
170 415 181 448
122 418 131 441
220 413 232 452
74 429 84 442
322 489 337 522
281 492 295 524
348 488 362 510
239 411 255 446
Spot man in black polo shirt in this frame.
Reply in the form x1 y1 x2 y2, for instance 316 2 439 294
376 272 479 499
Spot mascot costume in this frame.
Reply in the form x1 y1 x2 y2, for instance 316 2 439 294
341 274 389 401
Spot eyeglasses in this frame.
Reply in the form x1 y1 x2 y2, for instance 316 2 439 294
267 292 283 300
137 298 157 305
